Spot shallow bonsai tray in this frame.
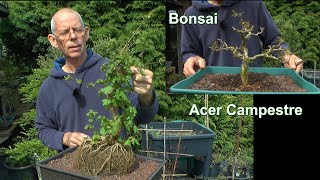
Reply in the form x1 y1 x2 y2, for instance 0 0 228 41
37 147 165 180
170 66 320 94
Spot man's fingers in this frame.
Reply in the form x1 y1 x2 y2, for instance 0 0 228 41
133 74 152 84
131 67 153 95
131 67 153 89
63 132 88 147
78 132 89 138
295 59 304 73
68 134 82 146
284 54 304 73
288 55 296 70
133 77 153 95
133 81 152 88
130 66 140 74
69 142 77 147
133 86 152 95
184 61 196 77
70 136 83 146
130 66 153 76
183 56 206 77
196 58 206 69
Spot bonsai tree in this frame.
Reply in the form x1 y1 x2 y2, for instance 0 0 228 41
71 28 145 176
211 10 288 86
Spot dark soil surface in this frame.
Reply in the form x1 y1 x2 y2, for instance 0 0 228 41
47 151 161 180
189 73 307 92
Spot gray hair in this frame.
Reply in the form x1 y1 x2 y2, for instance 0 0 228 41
50 9 85 34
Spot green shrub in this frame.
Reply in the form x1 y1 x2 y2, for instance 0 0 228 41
19 47 58 104
17 109 37 140
4 139 56 167
0 147 6 155
264 0 320 68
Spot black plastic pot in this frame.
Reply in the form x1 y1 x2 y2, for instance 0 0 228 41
211 161 253 180
226 167 253 180
0 154 8 179
3 161 38 180
37 147 166 180
301 69 320 88
139 121 215 177
209 161 225 178
0 115 16 131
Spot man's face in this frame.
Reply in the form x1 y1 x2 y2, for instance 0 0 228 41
50 12 89 60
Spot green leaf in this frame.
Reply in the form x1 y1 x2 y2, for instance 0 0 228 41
100 86 113 95
102 99 111 107
100 127 106 135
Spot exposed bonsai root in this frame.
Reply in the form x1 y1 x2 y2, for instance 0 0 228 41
73 139 136 177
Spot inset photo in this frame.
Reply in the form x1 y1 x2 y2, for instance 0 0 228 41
166 0 320 95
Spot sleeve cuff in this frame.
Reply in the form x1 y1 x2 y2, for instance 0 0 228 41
54 131 65 152
183 53 197 64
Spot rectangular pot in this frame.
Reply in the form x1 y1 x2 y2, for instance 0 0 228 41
301 69 320 88
170 66 320 94
37 147 165 180
139 121 215 177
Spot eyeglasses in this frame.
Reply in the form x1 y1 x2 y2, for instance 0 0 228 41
53 27 86 40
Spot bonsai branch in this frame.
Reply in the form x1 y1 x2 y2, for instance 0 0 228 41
211 10 287 85
211 39 243 60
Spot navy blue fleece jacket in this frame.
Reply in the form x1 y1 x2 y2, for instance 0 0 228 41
181 0 284 67
35 49 159 151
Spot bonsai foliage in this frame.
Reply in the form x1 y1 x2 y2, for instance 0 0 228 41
72 28 145 176
4 139 56 167
211 10 287 85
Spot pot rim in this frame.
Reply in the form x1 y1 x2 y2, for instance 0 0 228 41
3 160 34 170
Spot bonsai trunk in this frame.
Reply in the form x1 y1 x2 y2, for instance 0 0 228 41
240 35 249 86
241 62 249 86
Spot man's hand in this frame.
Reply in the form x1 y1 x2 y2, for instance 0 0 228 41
283 54 304 73
183 56 206 77
63 132 88 148
130 66 154 107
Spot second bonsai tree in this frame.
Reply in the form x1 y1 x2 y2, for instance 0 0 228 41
210 10 289 86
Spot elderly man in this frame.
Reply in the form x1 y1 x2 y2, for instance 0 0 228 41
36 8 158 151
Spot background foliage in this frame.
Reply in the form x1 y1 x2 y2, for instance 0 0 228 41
263 0 320 69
